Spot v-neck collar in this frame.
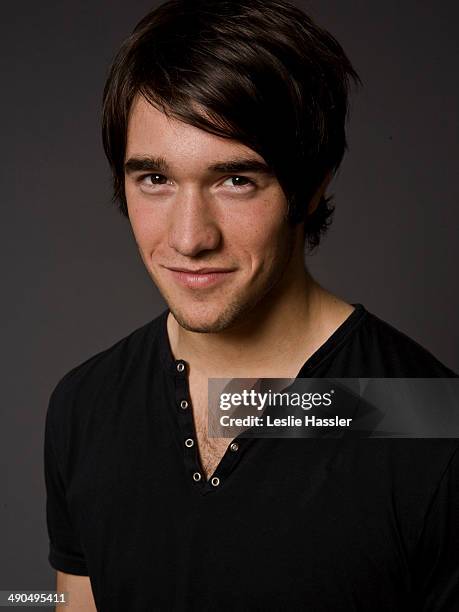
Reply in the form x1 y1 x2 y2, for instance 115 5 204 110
156 303 368 492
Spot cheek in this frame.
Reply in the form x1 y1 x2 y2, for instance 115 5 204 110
232 219 289 271
126 198 165 251
224 191 287 252
129 213 155 249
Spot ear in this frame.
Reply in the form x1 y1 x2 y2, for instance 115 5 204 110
306 171 333 216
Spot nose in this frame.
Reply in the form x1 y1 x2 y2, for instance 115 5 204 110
168 187 222 256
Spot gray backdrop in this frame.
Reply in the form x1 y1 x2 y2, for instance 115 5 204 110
1 0 458 596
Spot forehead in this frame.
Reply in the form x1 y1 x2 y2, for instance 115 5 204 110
125 95 264 169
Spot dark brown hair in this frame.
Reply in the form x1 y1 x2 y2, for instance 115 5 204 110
102 0 361 251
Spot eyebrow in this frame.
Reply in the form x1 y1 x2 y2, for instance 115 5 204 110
124 155 274 176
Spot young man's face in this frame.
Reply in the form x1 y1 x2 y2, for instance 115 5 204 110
124 95 317 333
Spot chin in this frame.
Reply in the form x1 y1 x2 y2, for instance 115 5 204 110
168 299 250 334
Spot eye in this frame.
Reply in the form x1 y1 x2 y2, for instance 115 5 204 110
138 173 170 187
222 176 256 190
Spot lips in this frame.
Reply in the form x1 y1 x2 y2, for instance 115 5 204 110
167 267 234 274
166 267 235 289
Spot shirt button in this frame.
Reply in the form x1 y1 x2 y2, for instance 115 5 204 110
230 442 239 452
185 438 194 448
193 472 201 482
210 476 220 487
180 399 189 409
176 362 185 373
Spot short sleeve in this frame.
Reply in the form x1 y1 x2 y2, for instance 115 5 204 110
44 386 88 576
413 445 459 610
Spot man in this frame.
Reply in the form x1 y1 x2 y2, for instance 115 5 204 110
44 0 459 610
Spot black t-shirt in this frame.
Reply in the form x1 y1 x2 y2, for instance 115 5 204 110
44 303 459 611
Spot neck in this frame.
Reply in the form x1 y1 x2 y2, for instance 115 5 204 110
167 265 350 379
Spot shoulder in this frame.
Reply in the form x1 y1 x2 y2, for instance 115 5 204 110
52 314 160 393
46 311 166 441
349 305 458 377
